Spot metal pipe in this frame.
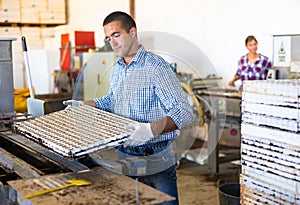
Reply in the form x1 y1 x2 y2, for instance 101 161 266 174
22 36 35 99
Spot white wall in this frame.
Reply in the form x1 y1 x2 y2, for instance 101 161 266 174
135 0 300 85
52 0 300 87
27 49 60 94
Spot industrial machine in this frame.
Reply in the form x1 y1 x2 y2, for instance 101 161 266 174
0 42 175 204
0 38 16 116
0 105 175 204
196 88 241 174
0 38 19 131
175 72 241 174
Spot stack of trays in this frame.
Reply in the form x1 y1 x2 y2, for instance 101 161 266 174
240 80 300 204
15 105 135 159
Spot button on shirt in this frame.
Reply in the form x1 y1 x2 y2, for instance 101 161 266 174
94 46 193 144
236 54 272 89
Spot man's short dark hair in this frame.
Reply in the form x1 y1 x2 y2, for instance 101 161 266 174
103 11 136 32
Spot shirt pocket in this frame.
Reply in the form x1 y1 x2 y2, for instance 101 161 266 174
131 86 154 112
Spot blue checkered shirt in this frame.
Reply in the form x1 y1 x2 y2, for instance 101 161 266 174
94 45 193 144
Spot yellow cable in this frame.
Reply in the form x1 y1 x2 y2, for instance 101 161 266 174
181 82 205 126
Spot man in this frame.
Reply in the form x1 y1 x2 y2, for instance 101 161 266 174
65 11 193 204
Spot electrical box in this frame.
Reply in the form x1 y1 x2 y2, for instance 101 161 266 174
273 34 300 79
81 52 117 101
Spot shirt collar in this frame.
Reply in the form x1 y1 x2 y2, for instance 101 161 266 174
117 45 145 67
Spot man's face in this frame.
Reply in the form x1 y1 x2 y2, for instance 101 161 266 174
104 21 136 57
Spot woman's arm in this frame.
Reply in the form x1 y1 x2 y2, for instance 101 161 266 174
228 74 240 86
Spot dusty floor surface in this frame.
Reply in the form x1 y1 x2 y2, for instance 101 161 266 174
177 159 240 205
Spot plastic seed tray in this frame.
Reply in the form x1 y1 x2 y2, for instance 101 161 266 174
14 105 135 159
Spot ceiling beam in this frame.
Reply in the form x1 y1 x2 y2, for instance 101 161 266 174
129 0 135 19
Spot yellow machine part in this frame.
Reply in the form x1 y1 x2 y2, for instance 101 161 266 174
14 87 30 113
181 82 205 126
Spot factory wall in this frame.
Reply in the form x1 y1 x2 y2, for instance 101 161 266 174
46 0 129 51
135 0 300 86
49 0 300 87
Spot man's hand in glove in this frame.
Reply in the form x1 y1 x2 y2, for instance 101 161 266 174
63 100 83 109
123 122 155 147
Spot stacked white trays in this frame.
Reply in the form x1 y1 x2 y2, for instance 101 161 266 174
240 79 300 205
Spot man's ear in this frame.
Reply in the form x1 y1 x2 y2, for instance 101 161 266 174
129 27 137 37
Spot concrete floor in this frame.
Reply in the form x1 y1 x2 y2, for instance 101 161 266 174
177 158 240 205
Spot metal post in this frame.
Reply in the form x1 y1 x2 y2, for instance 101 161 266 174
208 98 219 174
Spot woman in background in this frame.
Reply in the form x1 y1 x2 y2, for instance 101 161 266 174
228 35 272 90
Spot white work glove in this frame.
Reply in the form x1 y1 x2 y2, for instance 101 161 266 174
123 122 155 147
63 99 83 109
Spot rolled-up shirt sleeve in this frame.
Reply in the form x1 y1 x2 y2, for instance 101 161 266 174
155 65 194 129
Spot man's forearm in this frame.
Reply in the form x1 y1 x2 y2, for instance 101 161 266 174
83 100 96 107
151 116 178 136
